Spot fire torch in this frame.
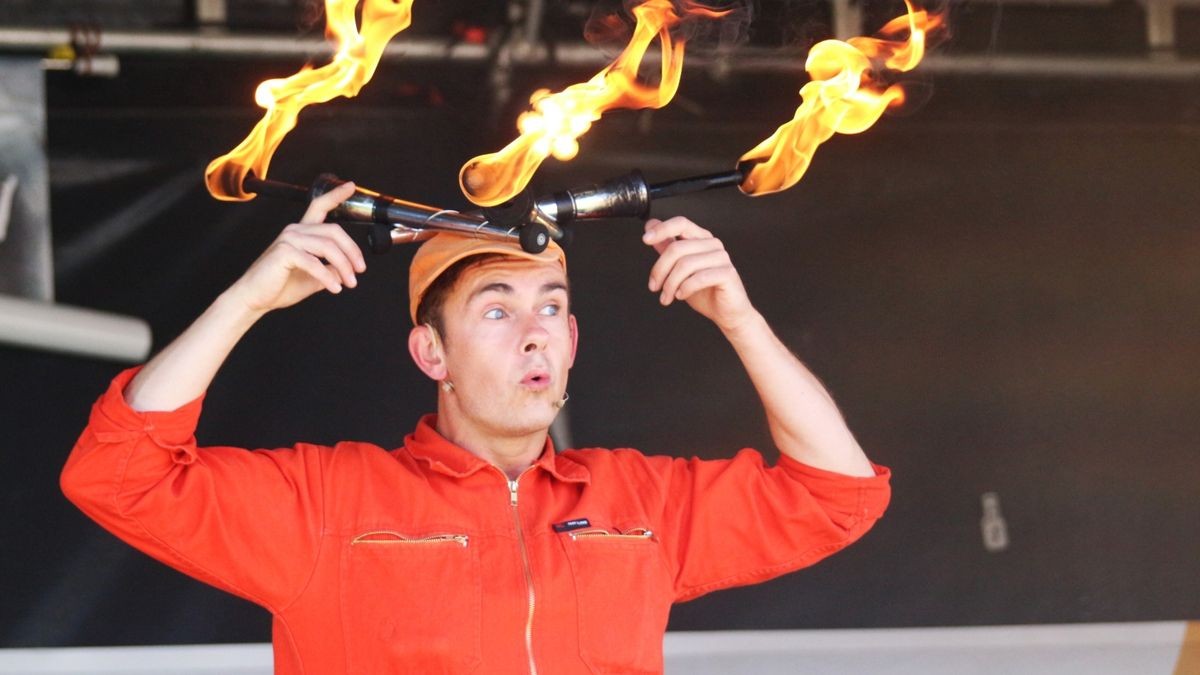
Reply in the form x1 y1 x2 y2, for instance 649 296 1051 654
242 165 753 255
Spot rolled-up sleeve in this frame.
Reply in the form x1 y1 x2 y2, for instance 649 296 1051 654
61 367 327 613
647 448 890 602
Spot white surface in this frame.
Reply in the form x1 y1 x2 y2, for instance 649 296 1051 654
0 644 271 674
0 622 1190 674
0 174 17 242
663 622 1189 674
0 294 152 363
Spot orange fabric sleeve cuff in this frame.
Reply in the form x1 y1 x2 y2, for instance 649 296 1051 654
775 453 892 522
90 366 207 462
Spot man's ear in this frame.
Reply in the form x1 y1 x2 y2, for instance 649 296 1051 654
567 314 579 369
408 323 448 381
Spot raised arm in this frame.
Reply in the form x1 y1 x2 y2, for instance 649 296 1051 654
124 181 364 411
61 181 365 611
641 216 875 477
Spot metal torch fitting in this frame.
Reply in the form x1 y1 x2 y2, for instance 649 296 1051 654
311 173 523 246
533 170 651 224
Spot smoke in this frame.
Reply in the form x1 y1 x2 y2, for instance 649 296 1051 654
583 0 754 58
874 2 952 119
583 0 630 54
676 0 754 50
298 0 326 34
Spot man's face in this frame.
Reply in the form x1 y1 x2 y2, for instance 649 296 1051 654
438 257 577 440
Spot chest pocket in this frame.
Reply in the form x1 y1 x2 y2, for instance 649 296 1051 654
560 524 674 674
340 529 481 674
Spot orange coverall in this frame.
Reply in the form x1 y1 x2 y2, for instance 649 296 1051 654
62 367 891 674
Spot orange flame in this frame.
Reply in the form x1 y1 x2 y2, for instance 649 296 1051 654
459 0 727 208
738 1 943 196
205 0 414 201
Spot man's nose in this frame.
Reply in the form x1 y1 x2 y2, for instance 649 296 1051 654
521 316 550 353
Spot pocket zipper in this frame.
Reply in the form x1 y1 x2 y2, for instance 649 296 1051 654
570 527 653 541
351 531 469 547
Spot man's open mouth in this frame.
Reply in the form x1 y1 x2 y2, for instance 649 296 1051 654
521 370 552 389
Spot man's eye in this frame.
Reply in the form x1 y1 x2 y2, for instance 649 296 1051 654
539 304 560 316
484 308 506 320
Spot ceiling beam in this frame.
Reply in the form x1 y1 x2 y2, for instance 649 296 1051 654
1 27 1199 79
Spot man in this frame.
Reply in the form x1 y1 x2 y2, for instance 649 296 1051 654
62 181 890 674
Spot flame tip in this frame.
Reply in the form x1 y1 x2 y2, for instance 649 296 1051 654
208 0 415 204
460 0 711 205
738 2 938 196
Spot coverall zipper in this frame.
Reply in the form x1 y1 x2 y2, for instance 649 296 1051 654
508 472 538 675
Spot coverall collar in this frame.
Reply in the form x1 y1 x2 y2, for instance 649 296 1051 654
406 414 590 484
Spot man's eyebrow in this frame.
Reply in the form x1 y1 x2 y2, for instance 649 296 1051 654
466 280 568 303
468 282 514 301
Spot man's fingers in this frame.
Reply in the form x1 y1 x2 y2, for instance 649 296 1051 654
281 220 366 271
647 237 725 293
312 222 367 273
281 243 343 294
657 250 731 305
299 181 357 225
674 266 735 303
643 218 669 255
282 232 359 287
642 216 714 247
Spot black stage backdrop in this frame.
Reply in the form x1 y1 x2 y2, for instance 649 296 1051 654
3 56 1200 646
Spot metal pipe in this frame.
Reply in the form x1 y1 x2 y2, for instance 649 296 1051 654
308 174 521 243
531 166 751 226
533 171 652 224
0 28 489 61
241 164 767 256
2 27 1199 79
242 173 527 251
919 53 1200 79
41 54 120 77
0 294 152 363
523 0 547 45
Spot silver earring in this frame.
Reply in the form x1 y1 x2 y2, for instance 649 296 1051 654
441 380 455 393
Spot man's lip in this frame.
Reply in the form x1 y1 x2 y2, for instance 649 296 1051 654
520 370 552 389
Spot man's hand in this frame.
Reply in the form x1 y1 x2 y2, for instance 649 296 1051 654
123 182 367 411
643 216 757 333
644 215 874 476
227 181 366 315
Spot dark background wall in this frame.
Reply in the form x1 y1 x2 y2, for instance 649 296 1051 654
2 0 1200 647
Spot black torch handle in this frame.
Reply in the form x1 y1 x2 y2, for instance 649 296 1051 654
242 165 757 256
243 173 530 250
243 174 396 253
538 164 753 226
242 174 310 202
646 164 751 200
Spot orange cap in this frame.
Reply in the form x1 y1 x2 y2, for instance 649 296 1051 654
408 233 567 324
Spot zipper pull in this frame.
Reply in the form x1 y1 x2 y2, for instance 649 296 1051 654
508 479 519 507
